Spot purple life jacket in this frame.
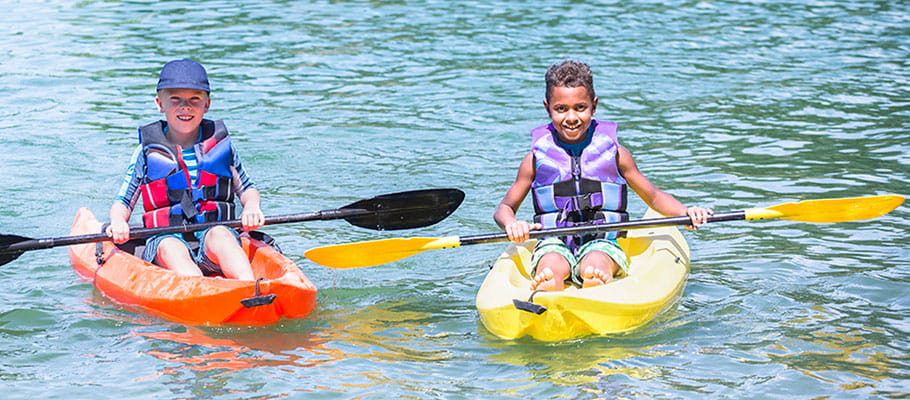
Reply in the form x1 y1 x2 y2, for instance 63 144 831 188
530 120 629 251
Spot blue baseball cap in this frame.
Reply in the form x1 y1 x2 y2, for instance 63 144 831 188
156 59 210 92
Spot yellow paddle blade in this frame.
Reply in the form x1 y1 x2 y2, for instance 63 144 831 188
744 195 904 223
304 236 461 269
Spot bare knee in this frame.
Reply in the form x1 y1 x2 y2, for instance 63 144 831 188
204 226 237 243
202 226 253 280
537 253 571 277
580 251 618 276
156 238 201 276
157 237 191 261
203 226 242 254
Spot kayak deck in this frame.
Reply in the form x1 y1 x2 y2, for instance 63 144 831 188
476 209 690 341
68 207 317 326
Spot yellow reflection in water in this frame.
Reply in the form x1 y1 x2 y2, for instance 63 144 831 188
765 327 895 385
481 325 672 392
479 304 687 391
315 300 451 363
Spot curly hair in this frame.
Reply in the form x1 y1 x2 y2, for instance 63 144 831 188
544 60 595 101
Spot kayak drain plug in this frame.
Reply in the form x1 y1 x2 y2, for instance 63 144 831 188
241 278 277 308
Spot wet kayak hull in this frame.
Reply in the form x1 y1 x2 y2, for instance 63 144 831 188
476 209 690 341
68 208 317 326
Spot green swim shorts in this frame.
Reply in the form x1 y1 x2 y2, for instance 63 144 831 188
530 237 630 286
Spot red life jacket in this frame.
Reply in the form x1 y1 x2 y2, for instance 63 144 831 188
138 119 236 228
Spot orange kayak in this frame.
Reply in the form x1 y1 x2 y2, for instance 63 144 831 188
68 208 317 326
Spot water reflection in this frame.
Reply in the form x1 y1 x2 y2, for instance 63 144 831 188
488 340 668 385
764 332 895 386
113 298 455 388
74 289 330 384
133 325 330 380
479 305 692 396
315 300 452 364
762 295 899 386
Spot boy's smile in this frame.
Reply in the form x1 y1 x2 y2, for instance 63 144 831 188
544 85 598 144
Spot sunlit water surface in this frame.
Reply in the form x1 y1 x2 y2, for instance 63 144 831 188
0 1 907 398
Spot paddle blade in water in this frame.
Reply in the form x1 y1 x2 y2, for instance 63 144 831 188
758 195 905 223
341 188 465 230
304 236 461 268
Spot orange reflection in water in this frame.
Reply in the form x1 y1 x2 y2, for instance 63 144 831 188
133 326 332 380
125 300 451 383
81 290 457 390
79 291 341 380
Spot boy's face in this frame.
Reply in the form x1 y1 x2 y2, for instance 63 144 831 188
544 85 598 143
155 88 210 136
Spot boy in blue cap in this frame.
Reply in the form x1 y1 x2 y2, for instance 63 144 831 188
106 59 263 280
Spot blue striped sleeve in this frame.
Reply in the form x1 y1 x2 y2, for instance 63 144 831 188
230 142 256 195
116 145 144 210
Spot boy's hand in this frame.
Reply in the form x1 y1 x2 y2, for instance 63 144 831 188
240 206 265 231
106 220 131 244
685 206 713 230
505 220 542 243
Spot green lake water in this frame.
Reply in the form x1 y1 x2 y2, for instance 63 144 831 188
0 1 907 398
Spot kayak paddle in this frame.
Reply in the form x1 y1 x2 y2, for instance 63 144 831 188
0 188 465 267
304 194 904 269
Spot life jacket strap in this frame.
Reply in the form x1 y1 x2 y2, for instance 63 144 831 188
178 191 198 220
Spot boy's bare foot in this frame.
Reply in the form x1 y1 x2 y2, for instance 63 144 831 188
581 266 613 288
530 267 565 291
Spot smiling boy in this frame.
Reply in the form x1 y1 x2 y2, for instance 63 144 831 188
106 59 264 279
494 60 712 291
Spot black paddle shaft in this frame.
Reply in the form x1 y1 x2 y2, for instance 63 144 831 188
0 188 465 263
458 211 747 246
0 208 369 254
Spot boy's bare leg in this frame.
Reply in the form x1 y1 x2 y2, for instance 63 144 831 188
203 226 255 280
156 237 203 276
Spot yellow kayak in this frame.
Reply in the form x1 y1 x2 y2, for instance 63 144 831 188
476 209 690 341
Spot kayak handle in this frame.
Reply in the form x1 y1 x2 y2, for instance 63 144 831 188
240 278 277 308
513 290 547 315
